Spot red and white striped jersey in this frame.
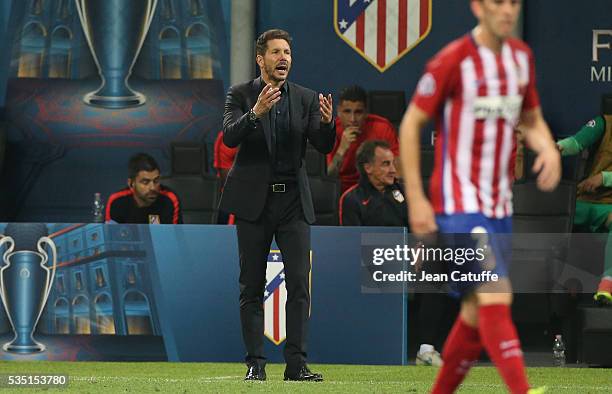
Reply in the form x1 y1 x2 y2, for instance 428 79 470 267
411 34 539 218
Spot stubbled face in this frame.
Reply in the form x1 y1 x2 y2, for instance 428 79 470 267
257 39 292 84
129 169 160 207
365 147 396 189
337 100 367 129
472 0 521 41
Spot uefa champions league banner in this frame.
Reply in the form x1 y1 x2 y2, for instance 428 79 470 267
0 223 601 363
0 223 406 364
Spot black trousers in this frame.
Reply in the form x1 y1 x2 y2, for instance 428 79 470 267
417 292 458 349
235 185 310 372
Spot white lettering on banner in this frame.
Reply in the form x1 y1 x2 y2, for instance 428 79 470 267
591 66 612 82
591 30 612 83
371 270 499 283
472 95 523 121
593 30 612 62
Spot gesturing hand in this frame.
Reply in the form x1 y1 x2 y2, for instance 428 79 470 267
253 84 281 117
532 145 561 192
408 197 438 235
319 93 333 124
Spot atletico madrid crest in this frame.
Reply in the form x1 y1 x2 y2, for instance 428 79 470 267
334 0 432 72
264 250 287 345
263 250 312 346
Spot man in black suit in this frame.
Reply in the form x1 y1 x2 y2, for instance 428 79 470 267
220 29 335 382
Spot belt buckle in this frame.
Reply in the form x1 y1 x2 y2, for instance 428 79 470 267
272 183 286 193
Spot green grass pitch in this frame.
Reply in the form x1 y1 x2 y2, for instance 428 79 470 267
0 362 609 393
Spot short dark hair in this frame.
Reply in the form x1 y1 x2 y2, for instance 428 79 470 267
128 153 159 179
355 140 391 178
339 85 368 106
256 29 292 56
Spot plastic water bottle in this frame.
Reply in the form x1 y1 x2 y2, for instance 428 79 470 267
552 334 566 367
92 193 104 223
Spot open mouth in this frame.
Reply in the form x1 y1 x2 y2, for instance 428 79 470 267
276 64 288 72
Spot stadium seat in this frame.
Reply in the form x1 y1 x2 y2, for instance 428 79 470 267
170 141 208 175
511 180 576 324
164 141 219 224
522 149 588 183
367 90 406 130
305 145 327 176
579 306 612 366
161 175 219 224
309 176 341 225
513 180 576 230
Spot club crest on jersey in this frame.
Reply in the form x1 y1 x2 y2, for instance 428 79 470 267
334 0 432 72
416 73 436 97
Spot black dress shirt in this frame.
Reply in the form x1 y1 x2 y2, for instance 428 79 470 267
270 82 296 182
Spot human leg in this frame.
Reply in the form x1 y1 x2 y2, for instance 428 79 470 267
588 204 612 304
275 217 311 371
235 216 275 365
416 292 451 366
272 188 321 381
430 294 482 394
476 280 530 394
595 216 612 304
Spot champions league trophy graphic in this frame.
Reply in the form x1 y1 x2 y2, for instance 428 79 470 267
0 224 57 353
75 0 158 108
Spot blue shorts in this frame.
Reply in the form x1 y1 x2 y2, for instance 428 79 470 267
435 213 512 297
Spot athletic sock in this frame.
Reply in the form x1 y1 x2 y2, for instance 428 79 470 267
431 317 481 394
478 304 530 394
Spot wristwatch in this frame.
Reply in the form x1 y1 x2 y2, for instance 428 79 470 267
248 108 258 123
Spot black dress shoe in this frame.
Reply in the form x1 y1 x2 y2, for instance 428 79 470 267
284 365 323 382
244 364 266 381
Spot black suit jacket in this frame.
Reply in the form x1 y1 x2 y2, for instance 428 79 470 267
219 77 336 223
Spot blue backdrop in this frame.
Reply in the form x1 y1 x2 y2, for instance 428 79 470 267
0 224 408 364
148 225 408 364
524 0 612 136
256 0 475 98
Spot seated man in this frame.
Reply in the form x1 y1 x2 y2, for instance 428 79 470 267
106 153 182 224
340 140 452 365
213 130 238 184
213 131 238 224
328 85 399 192
339 140 406 226
557 105 612 305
